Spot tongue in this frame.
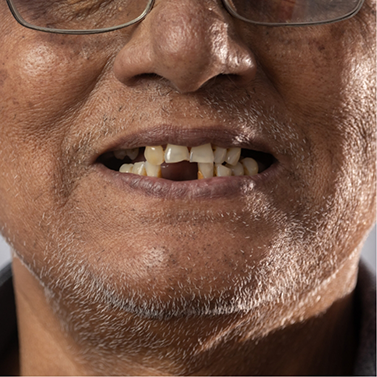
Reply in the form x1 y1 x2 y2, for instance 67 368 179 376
161 161 198 181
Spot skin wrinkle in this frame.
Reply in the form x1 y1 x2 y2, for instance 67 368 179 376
0 0 375 374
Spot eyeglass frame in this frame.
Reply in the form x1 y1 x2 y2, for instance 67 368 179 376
5 0 366 35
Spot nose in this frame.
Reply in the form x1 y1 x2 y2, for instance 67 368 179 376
113 0 257 93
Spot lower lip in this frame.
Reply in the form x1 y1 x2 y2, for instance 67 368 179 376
95 163 279 200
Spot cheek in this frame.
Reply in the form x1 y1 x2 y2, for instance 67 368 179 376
0 37 108 129
0 35 108 260
257 29 346 106
241 23 376 245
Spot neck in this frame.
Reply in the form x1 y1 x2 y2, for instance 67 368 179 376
12 256 358 375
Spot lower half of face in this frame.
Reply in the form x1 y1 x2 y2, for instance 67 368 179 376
2 109 375 325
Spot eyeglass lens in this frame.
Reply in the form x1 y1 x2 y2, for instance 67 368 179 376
226 0 362 24
9 0 151 31
9 0 363 31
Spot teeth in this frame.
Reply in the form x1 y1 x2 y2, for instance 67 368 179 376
127 148 139 160
117 144 263 179
133 161 147 176
145 161 162 178
227 162 244 176
198 163 214 179
114 150 127 160
241 158 258 176
215 164 232 177
165 144 190 163
213 146 227 164
114 148 139 161
145 146 165 166
119 164 133 173
226 147 241 166
190 143 214 163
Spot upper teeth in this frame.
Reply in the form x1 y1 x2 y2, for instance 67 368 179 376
114 148 138 160
164 144 190 163
189 143 214 163
145 146 165 165
114 144 259 179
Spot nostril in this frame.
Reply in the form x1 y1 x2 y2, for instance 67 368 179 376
126 73 163 87
209 73 247 88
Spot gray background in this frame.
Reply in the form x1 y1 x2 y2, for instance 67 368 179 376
1 225 375 272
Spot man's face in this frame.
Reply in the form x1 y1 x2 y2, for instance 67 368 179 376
0 0 375 346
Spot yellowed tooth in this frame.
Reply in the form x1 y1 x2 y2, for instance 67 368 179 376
190 143 214 163
145 146 164 166
215 164 232 177
227 162 244 176
126 148 139 160
145 161 162 177
241 158 258 176
165 144 190 163
119 164 133 173
133 161 147 176
114 150 127 160
226 147 241 166
198 162 214 179
213 146 227 164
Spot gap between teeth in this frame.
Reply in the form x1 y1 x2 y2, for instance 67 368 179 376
117 143 258 179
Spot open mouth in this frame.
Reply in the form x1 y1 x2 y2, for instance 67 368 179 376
97 143 276 181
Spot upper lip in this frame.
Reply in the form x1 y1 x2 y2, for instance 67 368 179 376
92 124 277 164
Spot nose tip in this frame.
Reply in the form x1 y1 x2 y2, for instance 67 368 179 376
113 1 257 93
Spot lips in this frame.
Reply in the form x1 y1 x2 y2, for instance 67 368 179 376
93 125 279 199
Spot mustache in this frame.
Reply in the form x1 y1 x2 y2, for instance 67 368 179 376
60 81 294 166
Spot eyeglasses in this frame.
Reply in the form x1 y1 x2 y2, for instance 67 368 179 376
6 0 365 35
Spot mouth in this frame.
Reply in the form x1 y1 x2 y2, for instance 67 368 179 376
92 126 279 199
97 143 276 181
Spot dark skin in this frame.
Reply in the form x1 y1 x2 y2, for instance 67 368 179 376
0 0 375 374
12 257 358 374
